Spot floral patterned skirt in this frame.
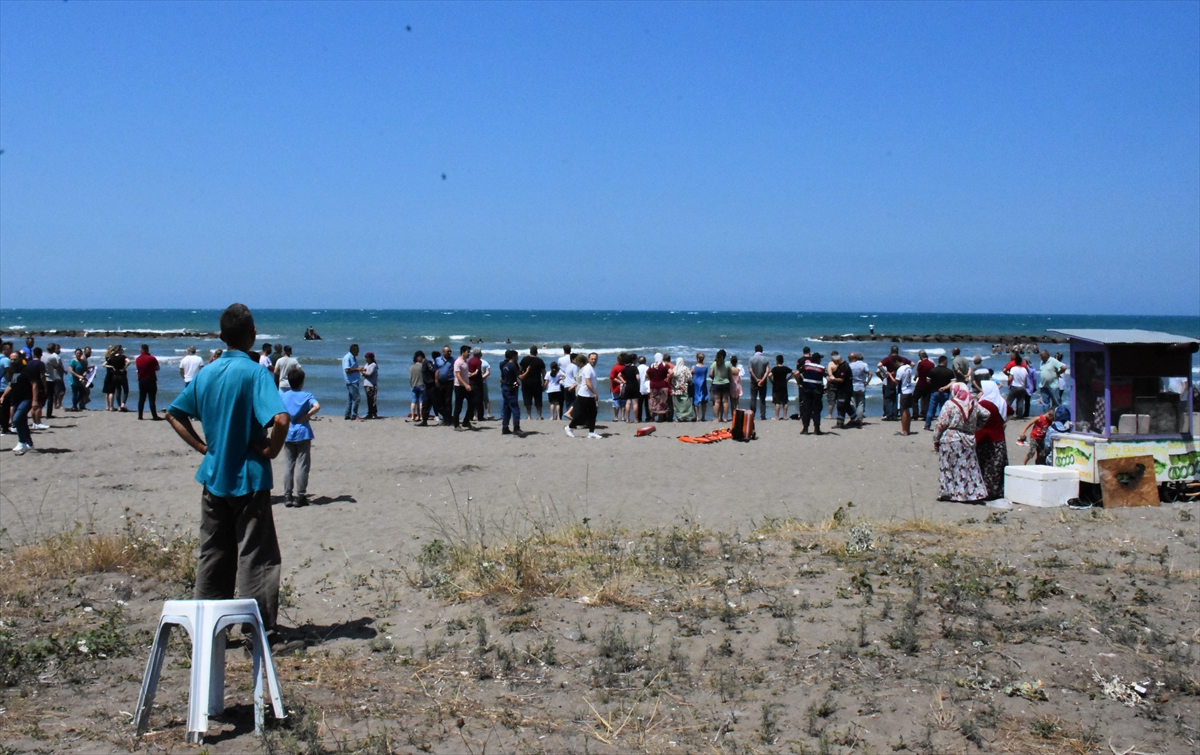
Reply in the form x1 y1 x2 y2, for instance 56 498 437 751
938 431 988 502
975 439 1008 500
649 388 670 416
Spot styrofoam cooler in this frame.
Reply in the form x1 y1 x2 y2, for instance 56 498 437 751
1182 412 1200 434
1004 465 1079 508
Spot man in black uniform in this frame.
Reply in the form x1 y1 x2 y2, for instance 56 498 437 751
800 353 826 435
830 353 860 428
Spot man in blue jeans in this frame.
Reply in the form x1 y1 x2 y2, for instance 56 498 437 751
2 350 39 455
924 355 955 430
342 344 362 420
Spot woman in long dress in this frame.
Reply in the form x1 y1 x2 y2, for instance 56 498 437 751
672 357 694 421
933 382 991 502
974 380 1008 500
646 354 671 421
729 355 743 412
692 353 709 421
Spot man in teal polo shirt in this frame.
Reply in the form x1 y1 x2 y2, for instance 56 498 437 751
166 303 290 632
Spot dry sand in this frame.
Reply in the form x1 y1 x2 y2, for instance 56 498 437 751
1 408 1198 753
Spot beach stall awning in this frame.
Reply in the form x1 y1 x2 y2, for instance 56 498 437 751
1049 329 1200 347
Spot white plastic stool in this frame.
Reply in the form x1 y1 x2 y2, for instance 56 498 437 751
134 599 285 743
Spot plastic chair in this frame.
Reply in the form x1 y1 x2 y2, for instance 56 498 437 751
134 599 285 743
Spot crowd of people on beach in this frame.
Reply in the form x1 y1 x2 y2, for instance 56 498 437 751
1 328 1068 465
0 304 1086 652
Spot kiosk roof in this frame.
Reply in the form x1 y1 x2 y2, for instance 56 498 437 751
1048 329 1200 346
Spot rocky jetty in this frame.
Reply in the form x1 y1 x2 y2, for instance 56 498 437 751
0 329 218 339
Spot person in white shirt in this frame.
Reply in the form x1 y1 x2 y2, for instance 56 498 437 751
637 355 650 422
362 352 379 419
179 345 205 385
566 352 600 438
1005 356 1031 419
273 346 299 390
896 361 917 436
557 346 577 416
259 343 273 371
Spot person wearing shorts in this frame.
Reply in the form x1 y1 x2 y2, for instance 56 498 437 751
519 347 546 420
770 355 791 421
545 361 564 420
409 351 425 421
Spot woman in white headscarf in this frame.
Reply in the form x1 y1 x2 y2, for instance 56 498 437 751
932 382 990 502
671 356 694 421
974 380 1009 500
647 353 671 420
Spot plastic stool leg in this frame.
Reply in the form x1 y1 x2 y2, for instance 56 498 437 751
134 620 174 737
254 615 286 721
207 624 227 716
185 612 213 744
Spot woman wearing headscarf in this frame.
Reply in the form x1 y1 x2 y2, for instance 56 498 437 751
672 357 695 421
932 382 991 502
647 353 671 421
974 380 1009 500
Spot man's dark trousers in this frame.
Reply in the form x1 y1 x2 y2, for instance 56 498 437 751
501 385 521 431
195 488 281 630
137 379 158 419
882 383 899 420
802 388 823 431
749 380 768 420
453 385 475 427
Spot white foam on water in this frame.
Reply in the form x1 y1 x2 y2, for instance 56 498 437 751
449 335 471 340
418 335 436 341
905 348 946 356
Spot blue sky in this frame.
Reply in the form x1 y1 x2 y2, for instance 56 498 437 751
1 1 1197 314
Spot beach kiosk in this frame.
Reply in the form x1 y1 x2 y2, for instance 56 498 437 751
1048 329 1199 505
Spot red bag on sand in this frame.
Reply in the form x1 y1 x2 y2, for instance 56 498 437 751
636 425 656 437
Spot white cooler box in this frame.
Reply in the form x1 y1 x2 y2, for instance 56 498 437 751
1004 465 1079 508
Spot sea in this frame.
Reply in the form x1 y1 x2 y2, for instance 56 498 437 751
3 309 1197 418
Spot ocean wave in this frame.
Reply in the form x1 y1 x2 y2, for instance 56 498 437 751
904 348 946 356
449 335 471 340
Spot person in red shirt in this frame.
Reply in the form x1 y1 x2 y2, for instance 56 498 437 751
1018 410 1054 464
609 354 626 421
135 343 161 420
914 350 935 423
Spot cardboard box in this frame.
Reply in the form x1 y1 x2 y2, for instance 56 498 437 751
1004 465 1079 508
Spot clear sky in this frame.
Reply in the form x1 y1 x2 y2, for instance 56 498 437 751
1 1 1197 315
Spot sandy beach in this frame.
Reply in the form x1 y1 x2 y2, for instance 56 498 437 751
2 408 1197 753
4 408 958 545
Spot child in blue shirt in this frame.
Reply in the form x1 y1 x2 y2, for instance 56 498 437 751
280 368 320 507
